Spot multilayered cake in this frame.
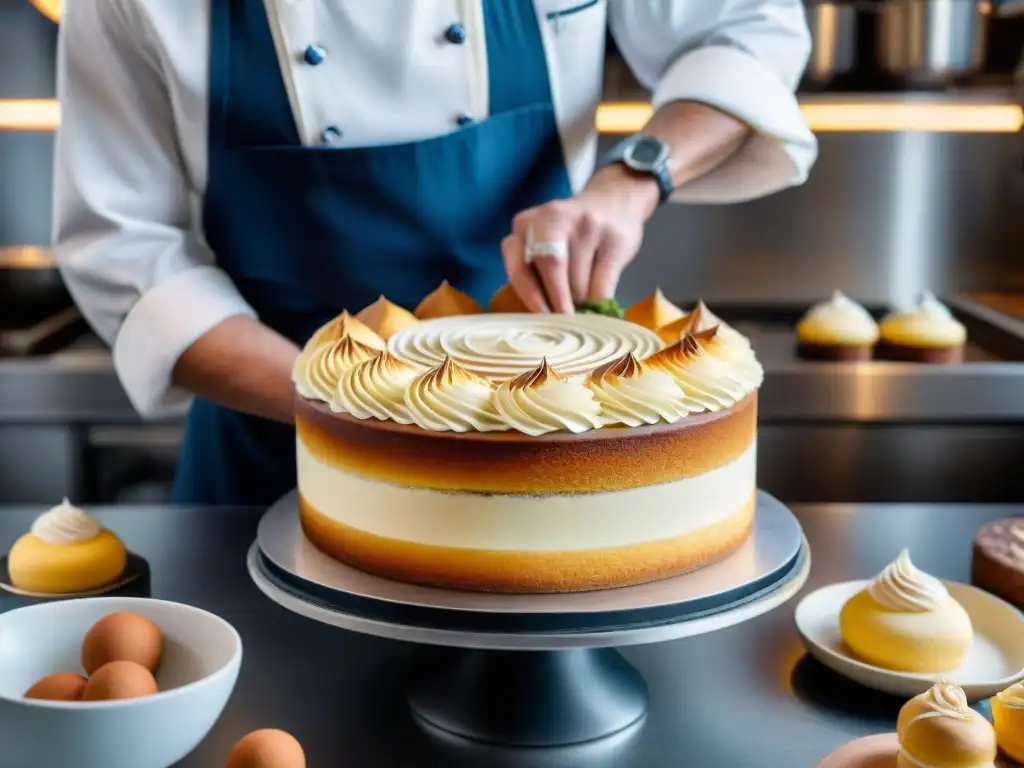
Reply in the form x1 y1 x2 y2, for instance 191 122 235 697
292 283 764 593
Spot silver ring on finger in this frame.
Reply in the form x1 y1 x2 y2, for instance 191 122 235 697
524 228 569 265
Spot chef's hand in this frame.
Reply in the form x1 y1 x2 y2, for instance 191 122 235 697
502 165 660 313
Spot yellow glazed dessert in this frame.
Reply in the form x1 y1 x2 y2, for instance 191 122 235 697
624 288 685 331
992 681 1024 764
796 290 879 361
7 499 127 594
897 682 997 768
839 549 973 672
878 291 967 364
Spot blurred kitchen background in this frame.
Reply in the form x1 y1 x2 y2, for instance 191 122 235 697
1 0 1022 506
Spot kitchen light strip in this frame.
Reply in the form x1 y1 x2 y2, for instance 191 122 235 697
1 98 1021 134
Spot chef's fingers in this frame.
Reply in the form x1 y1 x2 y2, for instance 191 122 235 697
588 234 631 303
568 211 602 305
502 234 550 313
512 206 575 314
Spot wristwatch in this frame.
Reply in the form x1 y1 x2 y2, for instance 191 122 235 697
598 134 674 204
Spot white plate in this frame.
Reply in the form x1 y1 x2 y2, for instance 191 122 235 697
795 580 1024 701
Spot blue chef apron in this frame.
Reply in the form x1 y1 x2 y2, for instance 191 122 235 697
172 0 574 504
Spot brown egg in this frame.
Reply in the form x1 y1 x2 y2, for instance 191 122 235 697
24 672 88 702
81 611 164 675
81 660 159 702
226 729 306 768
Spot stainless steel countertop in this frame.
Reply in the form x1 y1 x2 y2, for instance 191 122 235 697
1 501 1021 767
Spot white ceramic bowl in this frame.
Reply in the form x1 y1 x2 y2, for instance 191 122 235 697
0 597 242 768
795 580 1024 700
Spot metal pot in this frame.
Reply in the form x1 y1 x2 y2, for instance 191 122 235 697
804 1 860 86
877 0 990 85
0 247 73 329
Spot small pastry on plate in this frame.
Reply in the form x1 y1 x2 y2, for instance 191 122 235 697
839 549 973 673
7 499 127 595
992 681 1024 764
896 682 996 768
624 288 684 331
355 296 419 340
971 517 1024 611
415 280 483 319
796 291 879 361
877 291 967 364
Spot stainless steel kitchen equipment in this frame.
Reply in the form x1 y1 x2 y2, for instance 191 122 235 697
804 1 861 87
0 247 72 331
877 0 990 86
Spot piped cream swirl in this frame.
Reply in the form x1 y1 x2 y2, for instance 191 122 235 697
30 498 102 545
388 314 662 381
404 357 508 432
645 333 758 412
587 354 690 426
299 337 382 402
915 682 973 722
332 352 423 424
867 549 949 612
493 359 604 436
996 681 1024 709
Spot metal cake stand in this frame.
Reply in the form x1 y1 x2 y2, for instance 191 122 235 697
248 491 810 747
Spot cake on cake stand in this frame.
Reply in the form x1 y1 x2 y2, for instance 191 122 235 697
249 490 810 747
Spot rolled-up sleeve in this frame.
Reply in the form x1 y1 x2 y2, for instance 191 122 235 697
608 0 818 203
53 0 255 418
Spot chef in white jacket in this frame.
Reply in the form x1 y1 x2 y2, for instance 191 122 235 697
54 0 817 505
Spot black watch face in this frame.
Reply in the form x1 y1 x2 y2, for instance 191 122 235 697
626 138 664 169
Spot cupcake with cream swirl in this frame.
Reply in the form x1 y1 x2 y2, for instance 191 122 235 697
404 356 507 432
878 291 967 364
492 359 604 436
896 682 996 768
7 499 127 594
839 549 973 672
587 353 690 427
796 290 879 361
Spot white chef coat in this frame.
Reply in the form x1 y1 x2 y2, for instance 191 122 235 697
53 0 818 418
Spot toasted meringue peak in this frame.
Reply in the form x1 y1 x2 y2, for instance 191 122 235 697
590 353 646 383
494 359 603 436
415 281 484 319
300 336 382 402
509 357 566 391
644 334 757 412
587 353 690 427
355 296 420 340
405 356 508 432
331 351 422 424
487 283 530 313
310 310 386 351
624 288 685 331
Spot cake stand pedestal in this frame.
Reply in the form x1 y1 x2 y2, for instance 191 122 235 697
248 491 810 747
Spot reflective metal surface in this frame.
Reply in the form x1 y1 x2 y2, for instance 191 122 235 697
1 502 1018 767
877 0 989 82
256 491 804 616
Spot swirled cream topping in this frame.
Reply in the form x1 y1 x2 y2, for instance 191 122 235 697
298 337 382 402
867 549 949 612
915 682 973 722
492 359 604 436
587 353 690 427
332 352 424 424
30 498 102 545
797 290 880 346
881 291 967 348
694 327 765 388
996 681 1024 709
404 356 508 432
644 333 758 412
389 314 662 381
309 310 386 351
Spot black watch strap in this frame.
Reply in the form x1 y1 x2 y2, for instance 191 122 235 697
598 135 674 204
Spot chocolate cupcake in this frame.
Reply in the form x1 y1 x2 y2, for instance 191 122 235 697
877 291 966 364
796 291 878 361
972 518 1024 610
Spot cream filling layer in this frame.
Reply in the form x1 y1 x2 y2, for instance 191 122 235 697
297 439 756 551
